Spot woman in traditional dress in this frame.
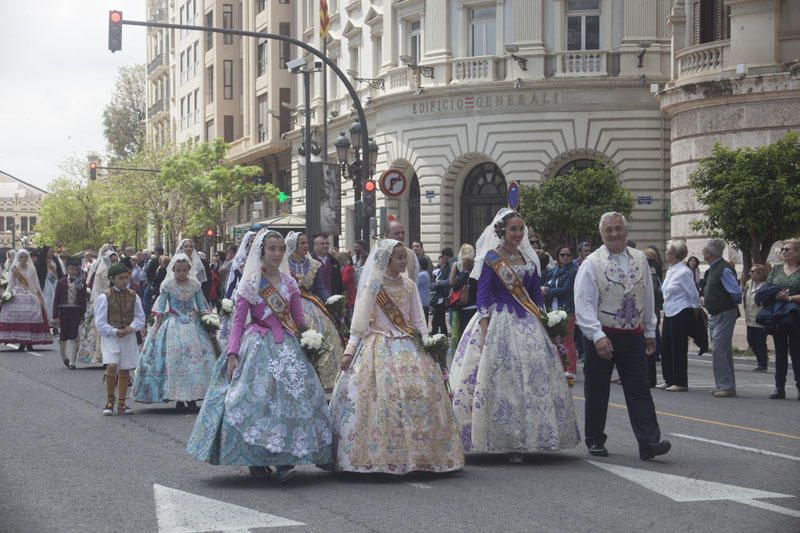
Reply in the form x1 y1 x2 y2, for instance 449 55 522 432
450 208 580 462
176 239 208 300
330 239 464 475
217 229 259 352
187 229 334 482
0 249 53 350
77 246 118 365
36 246 65 333
280 231 344 391
133 253 218 412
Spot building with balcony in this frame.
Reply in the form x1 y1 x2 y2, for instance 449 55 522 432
0 170 47 254
144 0 296 247
286 0 675 250
658 0 800 257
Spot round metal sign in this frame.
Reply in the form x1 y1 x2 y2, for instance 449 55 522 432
507 181 520 210
379 169 407 197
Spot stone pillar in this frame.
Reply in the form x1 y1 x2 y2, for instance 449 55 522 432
510 0 545 78
667 0 687 81
623 0 658 42
424 0 451 62
727 0 780 69
382 3 397 69
620 0 660 76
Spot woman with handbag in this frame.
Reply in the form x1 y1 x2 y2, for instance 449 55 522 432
448 244 478 353
542 244 578 385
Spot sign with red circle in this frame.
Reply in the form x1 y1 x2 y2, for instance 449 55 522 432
379 169 407 198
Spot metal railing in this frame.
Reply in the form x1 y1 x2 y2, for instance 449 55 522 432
147 53 165 74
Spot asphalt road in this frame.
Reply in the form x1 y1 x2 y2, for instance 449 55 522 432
1 342 798 533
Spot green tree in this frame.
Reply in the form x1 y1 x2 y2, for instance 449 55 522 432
519 165 634 250
102 65 146 160
160 139 278 246
689 131 800 268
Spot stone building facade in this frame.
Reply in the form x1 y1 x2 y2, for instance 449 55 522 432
0 170 47 253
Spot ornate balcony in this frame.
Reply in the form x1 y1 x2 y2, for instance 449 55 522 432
147 53 165 75
450 56 501 83
555 51 607 77
675 40 729 80
385 66 412 93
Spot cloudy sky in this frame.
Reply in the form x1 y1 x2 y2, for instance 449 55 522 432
0 1 146 191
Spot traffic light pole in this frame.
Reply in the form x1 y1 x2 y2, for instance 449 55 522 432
120 17 372 250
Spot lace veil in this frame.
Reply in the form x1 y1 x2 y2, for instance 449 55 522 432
471 207 541 280
349 238 404 338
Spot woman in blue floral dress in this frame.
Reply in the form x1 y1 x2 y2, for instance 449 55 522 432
133 253 217 412
186 229 333 482
450 208 580 462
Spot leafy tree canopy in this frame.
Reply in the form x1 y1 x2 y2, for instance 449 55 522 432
102 65 146 160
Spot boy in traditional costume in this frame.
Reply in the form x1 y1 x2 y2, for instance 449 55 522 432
53 257 87 369
95 263 145 416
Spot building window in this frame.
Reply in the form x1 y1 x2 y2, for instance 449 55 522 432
180 51 185 83
470 7 496 56
29 216 36 230
207 65 214 102
194 88 199 123
205 12 213 50
373 36 382 76
279 87 291 135
193 41 199 74
330 57 339 99
566 0 600 51
21 217 28 233
257 40 268 77
224 115 234 142
555 158 599 176
223 4 233 44
257 0 267 13
206 119 215 141
408 20 421 63
279 22 291 69
180 96 186 128
350 46 359 75
257 93 269 142
223 59 233 99
0 217 4 232
695 0 730 44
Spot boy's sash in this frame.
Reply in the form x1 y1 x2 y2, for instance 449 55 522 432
259 284 298 336
375 288 417 337
484 251 542 321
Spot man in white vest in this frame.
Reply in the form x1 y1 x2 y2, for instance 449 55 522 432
575 212 671 460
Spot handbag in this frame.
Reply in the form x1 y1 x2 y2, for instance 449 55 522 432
448 282 469 308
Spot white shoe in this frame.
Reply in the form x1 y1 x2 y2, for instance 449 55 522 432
655 382 669 390
665 385 688 392
102 402 114 416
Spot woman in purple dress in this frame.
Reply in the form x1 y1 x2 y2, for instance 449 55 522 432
449 208 580 462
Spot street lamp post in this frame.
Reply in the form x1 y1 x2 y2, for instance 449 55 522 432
336 125 379 244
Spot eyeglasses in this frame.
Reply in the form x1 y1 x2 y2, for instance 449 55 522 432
781 247 795 252
559 253 572 257
529 241 540 246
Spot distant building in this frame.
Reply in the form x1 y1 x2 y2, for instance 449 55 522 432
658 0 800 258
0 169 47 252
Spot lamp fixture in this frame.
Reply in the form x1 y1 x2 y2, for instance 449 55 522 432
347 69 386 90
505 44 528 71
399 55 434 79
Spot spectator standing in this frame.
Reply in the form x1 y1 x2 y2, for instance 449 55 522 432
416 257 431 324
430 248 453 335
351 240 368 287
144 245 164 314
687 256 702 290
312 234 343 297
658 240 700 392
765 239 800 400
702 238 742 398
743 263 769 373
153 255 170 297
339 250 357 324
643 246 664 387
412 241 434 276
573 241 593 361
543 244 578 384
448 244 478 349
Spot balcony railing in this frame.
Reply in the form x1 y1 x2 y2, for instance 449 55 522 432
555 51 607 76
148 99 169 118
675 40 729 80
450 56 501 83
147 53 164 74
386 66 411 93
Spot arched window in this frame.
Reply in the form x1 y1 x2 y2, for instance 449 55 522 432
555 158 599 176
408 173 420 245
460 162 507 247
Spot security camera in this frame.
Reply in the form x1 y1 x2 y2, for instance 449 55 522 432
286 57 306 71
314 60 323 70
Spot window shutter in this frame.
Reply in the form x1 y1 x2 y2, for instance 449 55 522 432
693 1 700 44
713 0 724 41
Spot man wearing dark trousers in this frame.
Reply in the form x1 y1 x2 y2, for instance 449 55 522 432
575 212 671 461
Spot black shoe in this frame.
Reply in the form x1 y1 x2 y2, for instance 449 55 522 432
769 390 786 400
175 401 186 411
25 344 34 351
63 358 70 368
752 367 768 373
588 444 609 457
640 440 671 461
16 344 25 352
187 400 199 413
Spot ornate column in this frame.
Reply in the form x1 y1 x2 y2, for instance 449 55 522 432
425 0 451 62
382 2 397 69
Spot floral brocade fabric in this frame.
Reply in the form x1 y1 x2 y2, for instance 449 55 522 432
186 328 333 467
330 277 464 474
450 308 581 453
298 296 343 391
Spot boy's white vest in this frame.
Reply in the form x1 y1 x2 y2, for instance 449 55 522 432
586 246 647 330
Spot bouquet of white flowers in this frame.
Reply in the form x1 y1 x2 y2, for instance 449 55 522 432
325 294 345 316
220 298 234 315
200 312 221 334
1 290 13 305
0 275 7 288
422 333 452 398
541 310 568 339
300 328 329 366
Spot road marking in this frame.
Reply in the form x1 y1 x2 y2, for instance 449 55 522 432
1 344 43 356
573 396 800 442
587 461 800 518
669 433 800 462
153 484 303 532
405 482 433 489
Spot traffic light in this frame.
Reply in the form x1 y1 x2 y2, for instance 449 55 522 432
108 11 123 52
277 191 288 203
363 180 376 218
206 229 215 237
89 161 97 180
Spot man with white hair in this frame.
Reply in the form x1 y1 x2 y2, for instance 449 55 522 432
385 220 419 279
575 212 671 460
702 238 742 398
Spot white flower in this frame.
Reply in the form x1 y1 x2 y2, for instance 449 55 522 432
300 329 324 350
1 291 12 302
326 294 344 305
201 314 220 328
221 298 234 313
423 333 446 348
558 310 568 320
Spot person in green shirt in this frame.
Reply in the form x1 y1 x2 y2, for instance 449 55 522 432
766 238 800 400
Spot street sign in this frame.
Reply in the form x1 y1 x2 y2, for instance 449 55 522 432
232 225 249 243
379 169 407 197
637 195 653 205
507 181 520 210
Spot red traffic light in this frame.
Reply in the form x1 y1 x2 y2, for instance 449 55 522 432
110 11 122 23
363 180 376 193
109 10 123 52
206 229 215 237
89 162 97 169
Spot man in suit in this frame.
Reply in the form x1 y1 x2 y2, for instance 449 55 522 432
430 247 453 335
144 245 164 314
312 234 342 298
53 257 87 369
